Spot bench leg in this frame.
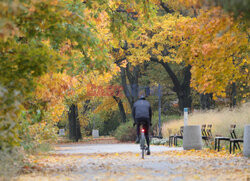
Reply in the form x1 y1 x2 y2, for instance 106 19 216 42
236 142 241 151
218 139 220 151
233 142 235 153
229 141 232 154
215 139 217 150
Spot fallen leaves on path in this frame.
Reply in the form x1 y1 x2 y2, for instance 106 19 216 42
17 149 250 181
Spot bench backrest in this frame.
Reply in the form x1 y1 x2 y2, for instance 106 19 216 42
207 124 213 137
230 124 237 139
180 126 184 136
201 124 207 136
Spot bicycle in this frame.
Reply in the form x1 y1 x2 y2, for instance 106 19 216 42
140 128 147 159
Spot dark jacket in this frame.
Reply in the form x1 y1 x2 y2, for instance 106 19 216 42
132 98 152 123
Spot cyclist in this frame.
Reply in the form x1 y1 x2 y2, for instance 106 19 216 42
132 95 152 155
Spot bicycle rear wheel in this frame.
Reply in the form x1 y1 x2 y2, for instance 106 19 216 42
140 132 145 159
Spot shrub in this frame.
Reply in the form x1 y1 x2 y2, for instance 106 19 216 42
19 110 58 153
114 121 136 142
84 110 121 136
0 147 24 180
96 111 121 136
151 138 169 145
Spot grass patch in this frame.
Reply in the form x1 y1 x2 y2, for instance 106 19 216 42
35 142 54 153
162 102 250 139
21 142 54 154
0 147 24 180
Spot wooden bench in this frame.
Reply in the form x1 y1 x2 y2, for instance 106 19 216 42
202 124 213 145
169 126 183 147
229 138 243 154
174 126 184 146
214 124 242 152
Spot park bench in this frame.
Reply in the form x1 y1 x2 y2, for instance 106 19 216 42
206 124 213 137
229 128 243 154
169 129 176 146
170 125 212 147
214 124 242 152
201 124 213 145
169 126 183 146
174 126 184 146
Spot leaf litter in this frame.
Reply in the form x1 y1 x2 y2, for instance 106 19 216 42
15 149 249 181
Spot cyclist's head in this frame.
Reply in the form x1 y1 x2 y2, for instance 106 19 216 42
139 94 146 100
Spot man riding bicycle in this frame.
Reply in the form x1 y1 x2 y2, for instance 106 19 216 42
132 95 152 155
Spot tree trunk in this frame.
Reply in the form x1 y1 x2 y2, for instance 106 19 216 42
200 93 213 110
68 104 82 142
230 83 237 107
176 65 192 112
120 63 140 111
151 57 192 113
113 96 127 123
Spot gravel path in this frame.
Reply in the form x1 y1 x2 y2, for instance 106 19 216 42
54 143 183 154
16 144 250 181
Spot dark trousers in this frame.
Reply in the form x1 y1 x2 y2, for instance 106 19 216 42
136 118 150 148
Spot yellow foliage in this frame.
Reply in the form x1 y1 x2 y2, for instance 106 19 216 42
35 61 120 123
126 14 192 65
177 8 249 97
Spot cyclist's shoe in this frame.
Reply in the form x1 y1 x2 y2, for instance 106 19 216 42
135 137 140 144
146 148 150 155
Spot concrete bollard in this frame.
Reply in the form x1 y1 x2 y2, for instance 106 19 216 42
183 125 202 150
243 125 250 157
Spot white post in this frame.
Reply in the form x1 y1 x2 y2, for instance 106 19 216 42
59 129 65 136
184 108 188 126
243 125 250 157
92 129 99 138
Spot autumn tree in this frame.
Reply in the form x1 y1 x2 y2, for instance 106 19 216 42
0 0 114 148
123 1 249 110
176 8 249 104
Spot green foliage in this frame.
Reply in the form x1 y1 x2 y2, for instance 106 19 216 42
81 110 121 136
114 121 136 142
93 111 121 136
